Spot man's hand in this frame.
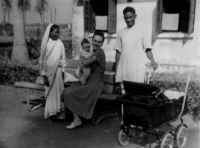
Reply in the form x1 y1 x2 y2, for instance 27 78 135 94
146 50 158 71
151 61 158 71
80 77 86 85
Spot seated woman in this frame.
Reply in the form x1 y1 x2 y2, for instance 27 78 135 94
62 30 106 129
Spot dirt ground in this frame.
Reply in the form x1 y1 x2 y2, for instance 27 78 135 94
0 85 199 148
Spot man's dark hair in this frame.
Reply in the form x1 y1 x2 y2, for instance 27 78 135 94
92 30 105 43
81 38 90 46
123 6 136 15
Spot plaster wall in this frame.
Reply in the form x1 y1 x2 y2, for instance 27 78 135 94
72 0 200 73
152 0 200 67
104 0 200 72
72 0 84 59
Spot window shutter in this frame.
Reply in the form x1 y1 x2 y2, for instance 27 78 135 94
108 0 117 34
156 0 163 33
188 0 196 33
84 0 94 32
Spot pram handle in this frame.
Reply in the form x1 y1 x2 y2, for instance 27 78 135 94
154 89 171 105
155 89 164 98
178 69 195 119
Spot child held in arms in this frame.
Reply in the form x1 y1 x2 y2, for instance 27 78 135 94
75 38 94 84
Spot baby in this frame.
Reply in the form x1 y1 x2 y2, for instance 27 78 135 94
75 38 94 84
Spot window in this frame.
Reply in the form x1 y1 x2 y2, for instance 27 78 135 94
156 0 196 33
83 0 117 34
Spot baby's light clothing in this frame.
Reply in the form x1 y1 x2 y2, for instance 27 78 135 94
80 50 94 59
75 50 94 82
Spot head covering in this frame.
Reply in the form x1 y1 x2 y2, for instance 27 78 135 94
39 23 54 65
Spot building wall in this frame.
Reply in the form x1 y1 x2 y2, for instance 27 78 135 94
103 0 157 62
72 0 84 59
72 0 200 73
105 0 200 74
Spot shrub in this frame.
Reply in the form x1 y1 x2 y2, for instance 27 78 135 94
26 39 72 60
4 23 13 36
0 60 39 85
63 40 72 59
27 38 40 60
0 43 13 59
149 72 200 121
0 23 13 36
0 39 72 85
26 38 73 60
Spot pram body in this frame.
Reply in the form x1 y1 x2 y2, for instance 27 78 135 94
120 81 187 129
118 80 189 148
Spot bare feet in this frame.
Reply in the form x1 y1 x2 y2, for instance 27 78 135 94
46 118 53 124
56 112 66 120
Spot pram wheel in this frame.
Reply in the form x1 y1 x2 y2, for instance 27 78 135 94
118 126 130 146
175 124 188 148
160 132 174 148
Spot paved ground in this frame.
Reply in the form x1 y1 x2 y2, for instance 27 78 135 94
0 85 199 148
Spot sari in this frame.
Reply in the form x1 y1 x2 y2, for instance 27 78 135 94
39 24 66 119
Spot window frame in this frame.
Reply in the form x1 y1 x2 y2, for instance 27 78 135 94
83 0 117 34
156 0 196 34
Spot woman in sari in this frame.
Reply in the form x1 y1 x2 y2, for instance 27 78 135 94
39 23 66 124
63 30 106 129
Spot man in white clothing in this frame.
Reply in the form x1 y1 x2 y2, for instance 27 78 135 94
114 7 158 92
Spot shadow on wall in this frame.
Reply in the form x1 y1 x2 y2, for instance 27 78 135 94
118 0 155 4
150 1 192 47
182 33 192 46
151 6 157 45
155 63 200 76
72 36 82 59
77 0 83 6
106 34 114 45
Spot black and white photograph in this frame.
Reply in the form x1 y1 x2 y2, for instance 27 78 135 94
0 0 199 148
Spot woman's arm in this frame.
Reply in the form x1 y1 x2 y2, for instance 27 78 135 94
60 42 66 79
82 51 94 59
80 55 97 67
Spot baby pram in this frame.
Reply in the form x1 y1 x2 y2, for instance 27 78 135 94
118 72 193 148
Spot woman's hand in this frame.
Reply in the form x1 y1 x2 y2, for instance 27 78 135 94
80 77 86 85
79 65 84 73
43 75 49 87
39 63 47 75
60 59 67 67
62 72 65 80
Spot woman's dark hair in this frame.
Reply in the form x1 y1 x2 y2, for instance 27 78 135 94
81 38 90 46
123 6 136 15
92 30 105 43
50 24 59 33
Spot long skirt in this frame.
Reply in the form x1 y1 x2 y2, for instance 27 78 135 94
44 67 65 119
63 73 104 119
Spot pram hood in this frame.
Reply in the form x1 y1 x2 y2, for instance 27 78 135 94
120 81 187 128
121 81 168 107
123 81 160 95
